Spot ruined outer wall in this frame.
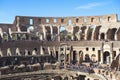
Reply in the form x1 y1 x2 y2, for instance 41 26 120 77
16 14 118 27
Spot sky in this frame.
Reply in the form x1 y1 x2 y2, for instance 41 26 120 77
0 0 120 23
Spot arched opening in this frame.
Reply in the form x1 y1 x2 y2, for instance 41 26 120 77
73 26 79 40
87 25 95 40
73 51 77 63
56 51 58 60
85 54 90 62
107 28 117 40
76 18 79 23
53 27 58 41
60 26 67 41
91 18 94 22
45 26 51 41
3 32 9 41
28 51 31 55
81 26 86 40
93 26 101 40
111 28 117 40
68 19 72 25
100 33 105 40
103 51 110 64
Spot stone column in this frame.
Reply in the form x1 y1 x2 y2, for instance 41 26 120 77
68 51 71 64
58 47 61 62
0 48 3 57
91 26 96 40
16 17 21 32
0 28 3 38
105 33 107 40
40 46 44 55
115 33 117 40
84 26 90 40
42 25 46 40
71 25 74 40
98 33 101 40
110 42 113 63
100 42 104 64
64 46 67 69
101 51 103 64
48 47 51 55
77 51 80 65
58 25 60 41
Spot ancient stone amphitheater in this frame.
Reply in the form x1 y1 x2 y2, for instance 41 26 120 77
0 14 120 80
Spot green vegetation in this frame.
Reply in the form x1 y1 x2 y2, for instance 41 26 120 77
12 34 17 40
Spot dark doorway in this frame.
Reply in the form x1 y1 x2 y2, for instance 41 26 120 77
85 54 90 62
103 51 110 64
101 33 105 40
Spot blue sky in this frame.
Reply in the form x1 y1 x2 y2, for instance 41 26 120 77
0 0 120 23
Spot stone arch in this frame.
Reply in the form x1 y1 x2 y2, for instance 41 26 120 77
107 29 111 40
93 26 101 40
81 26 86 40
73 50 77 63
103 51 110 64
60 26 66 41
85 54 90 62
3 32 9 41
100 33 105 40
87 26 94 40
53 27 58 41
45 26 51 41
107 28 117 40
111 28 117 40
73 26 79 40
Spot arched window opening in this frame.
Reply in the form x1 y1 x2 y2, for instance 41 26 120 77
91 18 94 22
92 48 95 51
100 33 105 40
46 19 49 23
73 51 77 64
84 17 87 22
38 19 41 24
60 26 67 41
68 19 72 25
61 19 64 23
76 18 79 23
30 19 33 25
54 18 57 23
85 54 90 62
86 47 89 51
